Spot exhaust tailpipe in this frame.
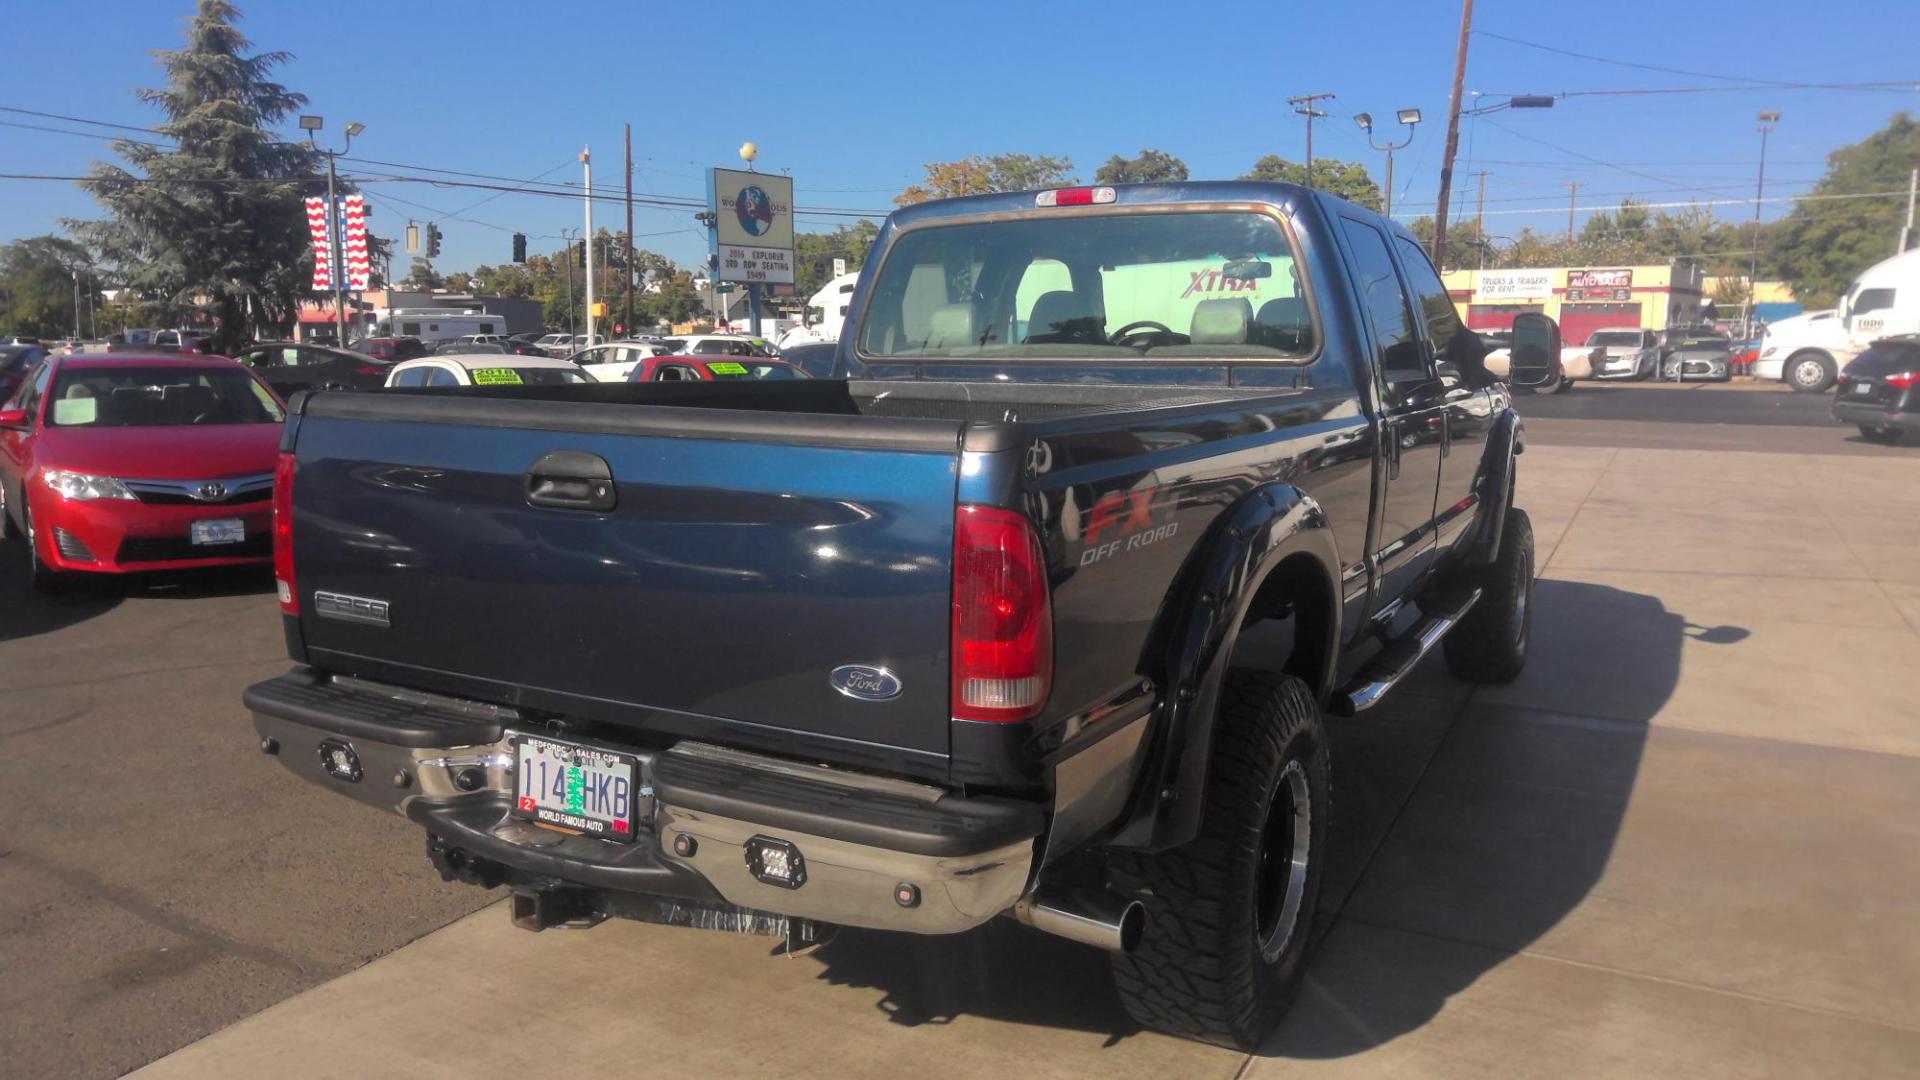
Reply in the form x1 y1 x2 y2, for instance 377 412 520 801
1012 885 1145 953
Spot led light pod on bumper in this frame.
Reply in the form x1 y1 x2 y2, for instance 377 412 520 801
745 835 807 889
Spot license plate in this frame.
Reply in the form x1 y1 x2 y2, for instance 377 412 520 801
1854 382 1872 395
510 733 639 842
190 518 244 545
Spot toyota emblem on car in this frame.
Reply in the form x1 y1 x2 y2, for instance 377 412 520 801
195 481 227 501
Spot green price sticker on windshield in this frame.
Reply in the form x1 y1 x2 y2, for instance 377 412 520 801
708 362 748 375
471 368 524 385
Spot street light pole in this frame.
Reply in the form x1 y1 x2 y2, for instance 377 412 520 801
1287 93 1335 188
582 147 595 347
1750 111 1780 340
1355 109 1421 216
301 115 364 347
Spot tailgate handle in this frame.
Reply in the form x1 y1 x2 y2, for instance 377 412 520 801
526 451 616 512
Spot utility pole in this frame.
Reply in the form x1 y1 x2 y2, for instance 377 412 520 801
1286 92 1335 188
71 270 81 338
1750 111 1780 339
300 115 364 347
1565 182 1585 244
1897 166 1916 255
1432 0 1475 270
1472 171 1491 268
581 147 595 346
624 124 636 333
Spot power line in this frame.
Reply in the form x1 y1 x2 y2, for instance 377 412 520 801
1392 187 1908 221
1473 29 1918 90
1477 117 1731 202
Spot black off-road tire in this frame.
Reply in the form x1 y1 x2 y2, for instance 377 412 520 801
1108 670 1332 1050
1444 507 1534 683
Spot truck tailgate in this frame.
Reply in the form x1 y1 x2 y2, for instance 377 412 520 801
289 395 964 762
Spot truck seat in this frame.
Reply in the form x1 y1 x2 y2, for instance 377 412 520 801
1190 298 1253 344
1024 291 1107 344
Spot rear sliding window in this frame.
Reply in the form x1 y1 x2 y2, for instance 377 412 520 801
857 211 1314 361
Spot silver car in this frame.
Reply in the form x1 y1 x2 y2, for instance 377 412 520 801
1586 327 1661 380
1662 332 1734 381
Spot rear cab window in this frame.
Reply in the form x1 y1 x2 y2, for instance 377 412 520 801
856 210 1315 362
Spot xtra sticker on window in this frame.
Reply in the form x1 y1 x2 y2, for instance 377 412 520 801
707 362 748 375
471 368 523 385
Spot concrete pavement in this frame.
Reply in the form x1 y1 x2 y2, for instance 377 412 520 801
128 441 1920 1079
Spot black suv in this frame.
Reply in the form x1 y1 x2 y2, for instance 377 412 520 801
1834 336 1920 443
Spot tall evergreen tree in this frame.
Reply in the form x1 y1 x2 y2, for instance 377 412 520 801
71 1 319 348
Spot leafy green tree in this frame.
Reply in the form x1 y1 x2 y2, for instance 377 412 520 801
897 154 1076 206
1771 112 1920 306
70 0 321 349
0 236 100 339
643 270 704 325
793 220 879 295
1240 156 1381 209
1406 215 1494 269
400 258 443 290
1094 149 1190 185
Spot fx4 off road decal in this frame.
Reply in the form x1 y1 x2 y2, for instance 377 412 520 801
1079 486 1180 566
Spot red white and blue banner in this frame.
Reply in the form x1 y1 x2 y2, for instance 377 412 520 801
305 195 332 289
307 195 372 290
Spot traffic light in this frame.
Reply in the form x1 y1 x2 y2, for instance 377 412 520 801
426 223 442 258
511 233 527 263
576 242 586 269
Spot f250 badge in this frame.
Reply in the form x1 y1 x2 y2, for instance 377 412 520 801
1080 486 1180 566
830 665 903 702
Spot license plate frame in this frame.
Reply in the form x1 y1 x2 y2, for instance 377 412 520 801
508 732 641 843
1853 382 1873 396
190 518 245 545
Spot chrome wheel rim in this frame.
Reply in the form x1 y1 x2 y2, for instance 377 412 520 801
1793 359 1824 387
1255 759 1312 963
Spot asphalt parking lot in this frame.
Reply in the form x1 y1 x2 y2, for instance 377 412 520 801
5 384 1918 1078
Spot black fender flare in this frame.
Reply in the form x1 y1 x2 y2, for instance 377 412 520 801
1108 482 1343 852
1466 407 1523 566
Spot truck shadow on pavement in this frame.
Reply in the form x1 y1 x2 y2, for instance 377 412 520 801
0 547 273 644
808 579 1737 1057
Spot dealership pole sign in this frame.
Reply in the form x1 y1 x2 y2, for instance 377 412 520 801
305 195 371 290
708 168 795 285
1473 270 1553 301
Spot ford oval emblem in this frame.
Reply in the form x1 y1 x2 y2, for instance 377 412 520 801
829 664 902 702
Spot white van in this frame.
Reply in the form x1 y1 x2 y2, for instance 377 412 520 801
371 308 509 345
1761 247 1920 392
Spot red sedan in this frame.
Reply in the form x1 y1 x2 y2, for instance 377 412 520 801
626 356 808 383
0 354 286 588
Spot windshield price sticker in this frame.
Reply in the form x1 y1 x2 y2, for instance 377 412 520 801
708 362 748 375
471 368 524 385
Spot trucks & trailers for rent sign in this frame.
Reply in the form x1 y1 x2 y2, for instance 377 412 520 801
1473 270 1553 301
710 168 795 285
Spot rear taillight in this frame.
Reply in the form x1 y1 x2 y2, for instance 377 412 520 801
951 505 1053 723
1886 371 1920 389
273 450 297 614
354 364 383 376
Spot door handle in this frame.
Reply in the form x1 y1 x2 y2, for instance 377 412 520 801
1383 419 1402 481
526 450 616 512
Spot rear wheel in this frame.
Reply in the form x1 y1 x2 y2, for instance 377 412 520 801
1859 424 1904 444
1109 670 1331 1050
1553 377 1574 393
1444 508 1535 684
1788 352 1836 393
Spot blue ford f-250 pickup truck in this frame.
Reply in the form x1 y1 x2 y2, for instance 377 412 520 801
247 181 1555 1048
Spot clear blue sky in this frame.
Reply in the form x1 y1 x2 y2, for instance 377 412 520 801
2 0 1915 273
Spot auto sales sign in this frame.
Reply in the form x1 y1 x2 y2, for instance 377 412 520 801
1473 270 1553 301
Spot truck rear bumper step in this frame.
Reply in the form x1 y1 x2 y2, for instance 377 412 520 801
248 676 1041 936
1331 588 1481 716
